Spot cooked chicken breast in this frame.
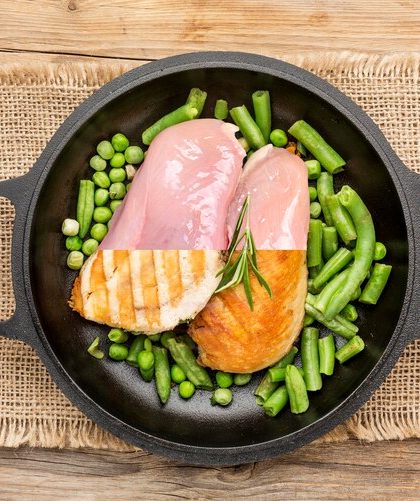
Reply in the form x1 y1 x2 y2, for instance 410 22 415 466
70 249 223 334
188 250 307 373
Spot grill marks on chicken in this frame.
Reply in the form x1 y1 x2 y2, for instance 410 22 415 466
70 250 223 334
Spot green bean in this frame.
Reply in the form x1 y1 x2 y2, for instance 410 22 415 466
307 219 323 267
111 133 129 152
297 141 307 157
335 335 365 364
303 314 315 326
285 365 309 414
230 105 265 150
82 238 98 256
270 129 288 147
65 236 82 251
124 146 144 164
374 242 387 261
171 364 186 384
263 386 289 417
76 180 95 238
307 279 321 294
305 293 358 339
233 373 252 386
359 264 392 305
301 327 322 391
138 350 155 381
109 343 128 361
268 366 304 382
143 338 153 352
153 346 171 404
318 334 335 376
252 90 271 143
211 388 233 406
94 188 109 207
93 206 112 224
160 331 176 348
288 120 345 174
67 251 84 270
167 338 213 390
316 173 334 226
126 335 146 366
62 218 79 236
255 346 298 405
109 182 126 200
309 186 318 202
350 286 362 302
316 268 351 313
238 136 250 152
89 155 107 171
107 328 128 343
87 336 104 359
97 140 114 160
309 258 324 280
216 371 233 388
179 381 195 399
186 88 207 117
310 202 322 219
326 195 357 245
178 333 196 351
323 186 376 320
92 171 111 189
313 248 354 289
322 226 338 260
341 303 358 322
90 223 108 242
305 159 321 180
214 99 228 120
142 104 198 145
148 333 161 343
110 153 125 168
109 167 126 183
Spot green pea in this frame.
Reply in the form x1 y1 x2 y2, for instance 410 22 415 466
179 380 195 399
111 133 130 152
125 145 144 164
310 201 322 218
109 167 126 183
93 206 113 224
215 371 233 388
89 155 107 172
97 140 114 160
108 328 129 343
110 153 126 168
82 238 98 256
62 218 79 236
65 235 82 251
138 350 154 371
92 171 111 189
90 223 108 242
94 188 109 207
171 364 186 384
270 129 288 147
309 186 318 202
67 250 84 270
109 182 126 200
233 373 252 386
211 388 233 406
126 183 132 191
109 343 129 361
110 200 123 213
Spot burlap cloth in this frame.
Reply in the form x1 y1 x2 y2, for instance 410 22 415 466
0 52 418 450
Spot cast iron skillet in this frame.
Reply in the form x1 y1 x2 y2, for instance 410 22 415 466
0 52 419 466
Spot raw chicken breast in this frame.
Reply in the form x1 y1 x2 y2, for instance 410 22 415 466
227 144 309 250
101 119 245 250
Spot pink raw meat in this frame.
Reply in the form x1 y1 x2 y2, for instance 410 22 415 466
101 119 245 250
227 144 309 250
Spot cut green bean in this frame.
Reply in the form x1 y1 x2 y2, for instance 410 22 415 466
288 120 345 174
307 219 323 267
322 226 338 260
252 90 271 143
317 172 335 226
108 328 129 343
335 335 365 363
301 327 322 391
255 347 298 405
315 268 351 313
303 314 315 327
186 88 207 117
160 331 176 348
234 373 252 386
143 338 153 352
374 242 387 261
323 186 376 320
309 186 318 202
214 99 228 120
309 258 324 280
307 279 321 295
216 371 233 388
318 334 335 376
178 334 196 351
270 129 288 147
341 303 358 322
263 386 289 417
313 247 354 289
285 365 309 414
167 338 213 390
359 264 392 305
76 180 95 238
87 336 104 359
126 335 146 366
305 293 358 339
153 346 171 404
326 194 357 245
268 366 304 382
350 287 362 302
305 159 321 180
142 104 198 145
230 105 265 150
310 202 322 218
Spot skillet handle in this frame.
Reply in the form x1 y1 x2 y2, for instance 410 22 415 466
397 163 420 342
0 172 38 346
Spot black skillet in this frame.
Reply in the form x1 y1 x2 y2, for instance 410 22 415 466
0 52 419 466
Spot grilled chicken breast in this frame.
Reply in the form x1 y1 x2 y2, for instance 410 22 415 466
70 249 223 334
189 250 307 373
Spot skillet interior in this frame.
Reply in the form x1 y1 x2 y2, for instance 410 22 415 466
30 66 408 448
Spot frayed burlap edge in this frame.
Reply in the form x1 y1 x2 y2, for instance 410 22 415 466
0 52 419 450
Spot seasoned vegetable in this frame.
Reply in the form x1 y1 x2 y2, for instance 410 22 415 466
214 99 228 120
285 364 309 414
263 385 289 417
359 264 392 305
211 388 233 406
301 327 322 391
318 334 335 376
76 180 95 238
153 346 171 404
252 90 271 143
335 335 365 364
230 105 265 150
142 104 198 145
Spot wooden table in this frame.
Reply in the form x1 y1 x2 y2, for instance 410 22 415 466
0 1 419 499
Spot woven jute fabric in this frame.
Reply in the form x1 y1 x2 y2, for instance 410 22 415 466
0 52 418 450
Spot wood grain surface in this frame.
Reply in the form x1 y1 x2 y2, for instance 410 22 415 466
0 440 418 500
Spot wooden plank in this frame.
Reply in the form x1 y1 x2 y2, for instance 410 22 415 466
0 0 419 61
0 440 419 499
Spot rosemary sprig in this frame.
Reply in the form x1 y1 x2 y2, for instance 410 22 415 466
215 195 272 310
